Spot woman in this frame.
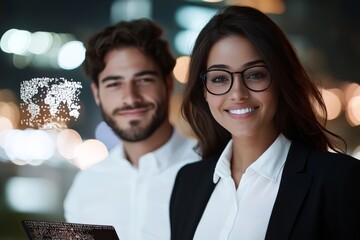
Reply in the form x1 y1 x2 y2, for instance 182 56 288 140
170 5 360 240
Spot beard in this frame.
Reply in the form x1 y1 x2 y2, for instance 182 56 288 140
99 101 168 142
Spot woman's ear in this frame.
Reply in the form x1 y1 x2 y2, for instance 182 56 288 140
204 88 208 102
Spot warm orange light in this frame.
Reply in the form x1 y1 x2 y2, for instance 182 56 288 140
56 129 82 160
227 0 286 14
345 96 360 126
73 139 108 170
173 56 191 84
321 88 342 120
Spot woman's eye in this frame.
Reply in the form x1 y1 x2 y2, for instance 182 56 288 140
211 76 229 83
247 72 264 79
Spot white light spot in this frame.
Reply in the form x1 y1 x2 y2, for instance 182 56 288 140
5 177 59 213
28 31 53 54
57 129 82 159
57 41 85 70
7 29 32 55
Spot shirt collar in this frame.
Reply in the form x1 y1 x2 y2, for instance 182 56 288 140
139 129 194 171
213 134 291 184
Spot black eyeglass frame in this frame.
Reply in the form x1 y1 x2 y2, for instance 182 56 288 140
200 65 272 95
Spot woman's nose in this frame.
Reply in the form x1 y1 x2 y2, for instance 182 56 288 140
229 75 249 100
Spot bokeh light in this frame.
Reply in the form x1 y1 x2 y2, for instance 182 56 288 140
173 56 191 84
56 129 83 160
73 139 109 170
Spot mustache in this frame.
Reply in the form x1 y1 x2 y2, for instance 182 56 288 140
112 103 152 115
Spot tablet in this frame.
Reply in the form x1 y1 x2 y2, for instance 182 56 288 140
22 220 120 240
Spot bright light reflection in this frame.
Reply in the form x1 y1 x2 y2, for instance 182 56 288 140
57 129 82 160
6 177 59 213
1 29 18 53
8 29 31 55
346 96 360 126
111 0 151 23
321 88 342 120
174 6 217 55
73 139 108 170
57 41 85 70
0 101 20 128
174 30 199 55
175 6 217 30
0 116 13 131
341 82 360 105
3 129 56 164
28 31 53 54
227 0 285 14
174 56 191 83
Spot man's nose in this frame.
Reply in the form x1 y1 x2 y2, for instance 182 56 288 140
122 83 143 105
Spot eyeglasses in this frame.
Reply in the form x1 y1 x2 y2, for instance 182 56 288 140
200 65 272 95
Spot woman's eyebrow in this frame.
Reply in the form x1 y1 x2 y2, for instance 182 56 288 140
208 60 265 70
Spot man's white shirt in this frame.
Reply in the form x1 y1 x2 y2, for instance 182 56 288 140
64 130 199 240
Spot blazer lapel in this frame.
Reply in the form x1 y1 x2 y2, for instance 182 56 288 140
265 142 313 240
181 155 218 240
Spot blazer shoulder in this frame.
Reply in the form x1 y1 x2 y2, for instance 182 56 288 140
307 148 360 171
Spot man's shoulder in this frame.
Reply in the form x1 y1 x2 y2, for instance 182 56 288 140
168 131 199 159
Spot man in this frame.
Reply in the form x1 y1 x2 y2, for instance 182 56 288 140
64 19 199 240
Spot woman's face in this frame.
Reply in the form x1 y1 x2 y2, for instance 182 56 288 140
204 35 278 139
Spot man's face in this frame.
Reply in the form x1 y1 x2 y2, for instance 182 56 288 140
91 47 172 142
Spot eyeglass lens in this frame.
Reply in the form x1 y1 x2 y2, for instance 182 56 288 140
203 65 271 95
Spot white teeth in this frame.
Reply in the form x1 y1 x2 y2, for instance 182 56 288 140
229 107 255 115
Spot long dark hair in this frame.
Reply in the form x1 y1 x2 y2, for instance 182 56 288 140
182 5 345 158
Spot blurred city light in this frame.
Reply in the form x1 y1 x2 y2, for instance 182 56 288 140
173 56 191 84
174 5 217 54
1 29 84 70
57 129 83 160
5 177 60 213
72 139 109 170
57 41 86 70
321 88 342 120
111 0 152 23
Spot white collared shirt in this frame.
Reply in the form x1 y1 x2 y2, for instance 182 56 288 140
64 130 199 240
194 134 291 240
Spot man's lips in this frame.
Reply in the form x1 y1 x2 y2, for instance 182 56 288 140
114 106 151 117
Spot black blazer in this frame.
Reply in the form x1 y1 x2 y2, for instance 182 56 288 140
170 142 360 240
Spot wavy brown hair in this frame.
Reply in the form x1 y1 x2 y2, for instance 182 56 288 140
182 5 345 158
84 18 175 86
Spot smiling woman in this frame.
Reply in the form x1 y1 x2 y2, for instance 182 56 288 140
170 5 360 240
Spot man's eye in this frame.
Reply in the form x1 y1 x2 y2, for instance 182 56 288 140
137 78 155 84
105 82 121 88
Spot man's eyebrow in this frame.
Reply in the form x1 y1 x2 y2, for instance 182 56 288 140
134 70 160 77
208 60 266 70
100 75 123 83
100 70 161 83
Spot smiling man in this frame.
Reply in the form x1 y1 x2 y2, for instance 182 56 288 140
64 19 199 240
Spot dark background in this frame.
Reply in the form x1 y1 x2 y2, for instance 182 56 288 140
1 0 359 239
